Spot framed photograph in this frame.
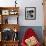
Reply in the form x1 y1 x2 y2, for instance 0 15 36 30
25 7 36 20
2 10 9 15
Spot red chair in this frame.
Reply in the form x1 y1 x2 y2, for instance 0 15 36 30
21 28 41 46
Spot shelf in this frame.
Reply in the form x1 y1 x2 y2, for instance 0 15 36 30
0 7 19 16
0 24 19 32
0 7 19 46
0 40 19 46
1 40 19 46
0 7 19 24
2 40 19 43
0 7 19 9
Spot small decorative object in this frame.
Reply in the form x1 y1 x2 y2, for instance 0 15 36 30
10 10 14 15
9 10 18 15
2 10 9 15
25 7 36 20
15 0 17 7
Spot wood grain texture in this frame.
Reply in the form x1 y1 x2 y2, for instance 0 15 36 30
0 41 19 46
0 24 20 32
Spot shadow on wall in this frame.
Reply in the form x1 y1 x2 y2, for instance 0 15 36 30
18 26 44 44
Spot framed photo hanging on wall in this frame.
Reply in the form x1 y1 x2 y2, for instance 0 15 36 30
25 7 36 20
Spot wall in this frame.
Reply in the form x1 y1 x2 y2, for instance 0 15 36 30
0 0 44 26
18 0 44 26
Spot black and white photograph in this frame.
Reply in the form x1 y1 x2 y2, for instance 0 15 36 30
25 7 36 20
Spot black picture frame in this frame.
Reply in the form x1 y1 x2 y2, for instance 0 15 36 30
25 7 36 20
